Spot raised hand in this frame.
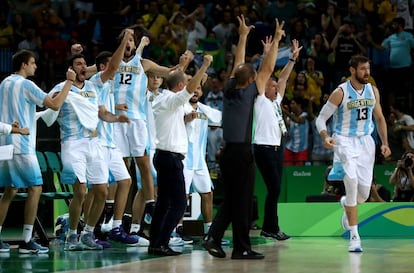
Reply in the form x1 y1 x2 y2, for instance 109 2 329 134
66 68 76 82
274 18 285 42
261 36 273 56
202 54 213 67
291 39 302 60
236 15 254 36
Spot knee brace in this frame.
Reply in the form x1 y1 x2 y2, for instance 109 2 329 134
343 175 358 206
357 185 371 204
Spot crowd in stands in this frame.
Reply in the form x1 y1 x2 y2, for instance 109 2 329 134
1 0 414 164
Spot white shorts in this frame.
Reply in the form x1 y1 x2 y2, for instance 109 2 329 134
61 138 108 185
0 154 43 188
114 119 148 158
103 146 131 186
333 134 375 187
183 167 213 194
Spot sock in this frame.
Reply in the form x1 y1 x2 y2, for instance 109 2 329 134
112 220 122 229
104 200 114 223
204 222 212 234
145 200 155 204
130 224 140 234
68 229 77 236
349 225 360 240
84 224 95 233
0 225 2 235
22 224 33 243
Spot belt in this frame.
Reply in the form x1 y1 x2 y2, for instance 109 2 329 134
155 149 185 160
254 144 279 151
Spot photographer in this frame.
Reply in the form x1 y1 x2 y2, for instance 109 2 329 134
389 152 414 202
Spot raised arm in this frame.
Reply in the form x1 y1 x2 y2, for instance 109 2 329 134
256 18 285 95
277 39 302 98
187 55 213 94
230 15 254 78
100 28 134 83
142 49 194 77
43 68 76 111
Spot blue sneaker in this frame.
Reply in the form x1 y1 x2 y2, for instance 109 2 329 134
0 239 10 253
19 239 49 254
80 232 103 250
109 225 139 246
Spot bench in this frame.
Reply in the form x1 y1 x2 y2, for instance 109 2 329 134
0 151 73 245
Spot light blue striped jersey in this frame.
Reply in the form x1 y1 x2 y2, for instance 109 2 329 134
285 112 309 152
50 79 101 141
333 81 375 137
184 102 210 170
0 74 47 154
92 72 116 148
113 54 148 120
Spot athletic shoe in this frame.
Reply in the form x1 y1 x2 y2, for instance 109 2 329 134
175 226 194 244
349 236 363 252
64 233 83 251
95 239 111 249
340 196 350 231
19 239 49 254
109 226 139 246
143 202 155 225
100 216 113 233
0 240 10 253
169 236 185 246
260 230 291 241
80 232 103 250
130 231 150 241
221 239 230 245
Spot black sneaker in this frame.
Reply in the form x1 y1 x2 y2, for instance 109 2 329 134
260 230 291 241
175 226 194 244
143 202 155 224
19 240 49 254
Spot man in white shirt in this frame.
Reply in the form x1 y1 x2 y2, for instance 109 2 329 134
253 39 301 241
148 54 213 256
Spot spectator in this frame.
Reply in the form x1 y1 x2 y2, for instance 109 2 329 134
390 102 414 152
381 17 414 104
389 151 414 201
321 1 342 43
301 57 324 106
283 96 309 166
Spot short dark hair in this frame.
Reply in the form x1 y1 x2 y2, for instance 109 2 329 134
95 51 112 71
67 53 85 67
12 50 35 72
392 17 405 27
348 55 369 69
234 63 256 86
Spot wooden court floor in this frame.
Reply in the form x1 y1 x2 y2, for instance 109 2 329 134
0 230 412 273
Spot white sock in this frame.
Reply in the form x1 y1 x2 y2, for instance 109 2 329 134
0 225 2 235
204 222 212 234
130 224 140 233
349 225 360 240
112 220 122 229
68 229 77 236
84 224 95 233
145 200 155 204
22 224 33 243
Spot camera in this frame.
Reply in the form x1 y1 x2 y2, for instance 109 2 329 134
404 157 413 168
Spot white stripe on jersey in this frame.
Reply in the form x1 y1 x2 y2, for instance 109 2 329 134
0 74 46 154
50 80 100 141
184 102 209 170
113 54 148 120
333 81 375 137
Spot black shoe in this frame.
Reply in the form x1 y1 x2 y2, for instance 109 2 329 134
202 236 226 258
143 202 155 225
260 230 290 241
231 249 265 260
176 226 195 244
148 245 181 256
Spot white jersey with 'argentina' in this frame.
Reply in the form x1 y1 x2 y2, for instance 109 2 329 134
333 80 376 137
113 54 148 120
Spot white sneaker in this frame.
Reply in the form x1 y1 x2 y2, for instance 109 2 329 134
340 196 350 231
101 217 114 233
169 237 184 246
348 237 363 252
136 236 150 247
